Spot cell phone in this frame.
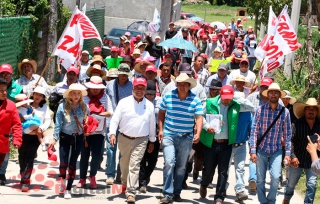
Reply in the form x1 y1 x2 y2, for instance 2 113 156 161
309 135 318 143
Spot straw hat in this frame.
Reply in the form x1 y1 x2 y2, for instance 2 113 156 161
63 83 87 98
282 90 297 104
131 49 141 56
86 64 107 77
175 73 197 89
136 42 147 48
18 59 37 75
103 68 118 79
85 76 106 89
90 55 106 67
134 60 152 73
15 94 33 107
261 83 286 98
230 75 250 87
213 47 222 53
293 98 320 119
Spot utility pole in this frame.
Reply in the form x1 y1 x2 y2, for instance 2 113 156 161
283 0 301 78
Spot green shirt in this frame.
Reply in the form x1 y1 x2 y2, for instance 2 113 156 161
7 80 23 102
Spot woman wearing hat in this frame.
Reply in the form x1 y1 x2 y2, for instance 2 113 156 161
85 64 107 86
49 83 88 199
207 47 225 73
16 59 51 98
76 76 113 189
18 86 51 192
136 42 150 60
119 39 131 57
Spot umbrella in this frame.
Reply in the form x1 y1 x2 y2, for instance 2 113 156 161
174 20 195 28
158 38 198 52
210 21 226 30
189 16 203 22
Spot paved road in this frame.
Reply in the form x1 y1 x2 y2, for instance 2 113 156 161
0 128 304 204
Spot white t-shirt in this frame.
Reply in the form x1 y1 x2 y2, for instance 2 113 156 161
229 69 257 87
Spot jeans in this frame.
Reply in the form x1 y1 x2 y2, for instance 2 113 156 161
248 142 257 183
139 139 160 187
162 135 193 198
106 129 120 178
79 134 104 178
256 148 282 204
229 144 246 193
0 153 9 174
59 132 83 190
284 166 317 204
18 134 40 185
248 57 256 71
201 141 232 201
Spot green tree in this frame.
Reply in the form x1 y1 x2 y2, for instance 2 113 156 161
0 0 16 16
244 0 292 31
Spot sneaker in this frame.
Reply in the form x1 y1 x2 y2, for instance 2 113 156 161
116 171 121 183
89 176 97 189
126 195 135 203
64 190 72 199
139 186 147 193
282 198 290 204
208 183 214 189
193 169 199 180
249 180 257 192
76 178 86 188
106 177 114 185
160 196 172 204
173 194 182 202
121 183 126 194
0 174 6 186
21 184 29 192
59 178 67 193
236 191 248 201
199 186 207 198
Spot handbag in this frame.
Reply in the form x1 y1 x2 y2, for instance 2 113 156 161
255 107 285 152
72 110 88 147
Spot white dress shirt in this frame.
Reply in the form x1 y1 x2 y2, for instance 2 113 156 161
109 95 156 142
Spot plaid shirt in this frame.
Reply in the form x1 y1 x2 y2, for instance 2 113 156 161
250 102 292 156
194 66 210 87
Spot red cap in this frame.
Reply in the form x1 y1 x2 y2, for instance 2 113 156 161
164 53 172 58
93 46 101 53
200 53 208 59
134 57 143 66
145 65 157 73
230 32 235 36
223 32 229 35
240 58 249 63
0 64 13 74
133 77 147 87
212 35 218 41
202 35 208 39
67 66 79 74
218 33 223 36
260 77 273 87
220 85 234 100
110 46 119 52
248 29 253 33
237 43 244 48
169 22 174 26
136 35 141 40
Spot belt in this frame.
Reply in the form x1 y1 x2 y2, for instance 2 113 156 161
233 142 246 147
214 139 228 143
120 133 141 140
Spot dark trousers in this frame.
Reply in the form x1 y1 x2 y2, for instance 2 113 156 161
80 134 104 178
18 134 40 185
59 132 83 190
0 153 7 169
139 140 160 187
201 141 232 201
193 142 205 171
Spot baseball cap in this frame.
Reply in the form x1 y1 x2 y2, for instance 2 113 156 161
220 85 234 100
110 46 119 52
234 51 243 59
0 64 13 73
93 47 101 53
206 79 222 89
146 80 156 95
178 63 192 74
164 53 172 58
155 36 161 40
200 53 208 59
125 31 131 36
145 65 157 73
169 22 174 26
202 35 208 39
237 43 244 48
82 50 89 55
136 35 141 40
230 32 235 36
218 63 228 71
218 33 223 37
260 77 273 87
133 77 147 87
248 29 253 33
212 35 218 41
240 58 249 64
67 66 79 75
223 32 229 35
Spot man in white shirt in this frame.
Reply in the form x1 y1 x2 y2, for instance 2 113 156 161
229 58 258 92
109 77 156 203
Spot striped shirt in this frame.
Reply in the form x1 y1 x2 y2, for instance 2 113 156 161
159 89 203 139
249 102 292 155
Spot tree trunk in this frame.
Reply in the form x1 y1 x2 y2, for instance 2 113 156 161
316 0 320 32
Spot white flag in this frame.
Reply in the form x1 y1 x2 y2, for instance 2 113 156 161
148 8 161 35
52 6 102 69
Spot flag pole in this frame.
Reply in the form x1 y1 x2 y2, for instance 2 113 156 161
35 56 54 87
251 57 266 92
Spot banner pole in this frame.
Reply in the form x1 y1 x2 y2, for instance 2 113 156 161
35 56 53 87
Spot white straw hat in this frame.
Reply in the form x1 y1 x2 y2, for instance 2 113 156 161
15 94 33 107
175 73 197 89
261 83 286 98
63 83 87 98
85 76 106 89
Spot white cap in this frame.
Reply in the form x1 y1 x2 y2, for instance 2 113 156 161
155 36 161 40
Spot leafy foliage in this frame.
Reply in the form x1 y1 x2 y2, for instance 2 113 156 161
57 0 72 40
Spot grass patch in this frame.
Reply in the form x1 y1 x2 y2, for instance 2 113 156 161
182 4 254 29
295 172 320 202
